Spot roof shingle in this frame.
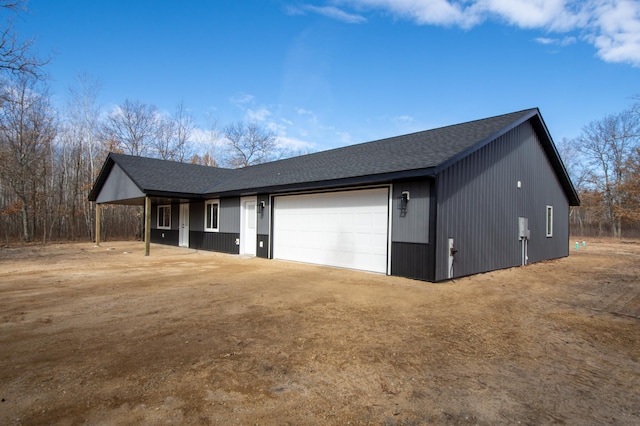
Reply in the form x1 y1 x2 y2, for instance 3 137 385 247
89 108 579 205
207 108 536 193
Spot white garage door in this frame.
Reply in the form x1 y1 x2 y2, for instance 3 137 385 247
273 188 389 273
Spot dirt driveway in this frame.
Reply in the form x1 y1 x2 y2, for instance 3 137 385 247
0 240 639 425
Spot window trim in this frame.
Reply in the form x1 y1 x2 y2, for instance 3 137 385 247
204 199 220 232
157 205 171 230
546 205 553 238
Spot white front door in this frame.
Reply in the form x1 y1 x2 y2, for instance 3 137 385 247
240 197 257 255
179 203 189 247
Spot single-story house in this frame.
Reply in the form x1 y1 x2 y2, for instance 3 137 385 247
88 108 580 281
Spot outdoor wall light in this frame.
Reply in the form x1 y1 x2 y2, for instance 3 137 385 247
399 191 410 211
257 200 266 215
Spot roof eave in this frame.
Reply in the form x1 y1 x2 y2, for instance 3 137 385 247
529 113 580 206
204 167 437 198
144 190 206 200
88 154 117 201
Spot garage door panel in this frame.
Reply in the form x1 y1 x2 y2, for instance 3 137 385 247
273 188 389 274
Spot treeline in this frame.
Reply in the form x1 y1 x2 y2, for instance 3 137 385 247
0 1 301 244
0 71 291 243
562 101 640 238
1 69 638 243
1 1 639 243
0 73 146 243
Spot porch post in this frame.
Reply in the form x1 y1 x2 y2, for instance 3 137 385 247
144 196 151 256
95 203 101 246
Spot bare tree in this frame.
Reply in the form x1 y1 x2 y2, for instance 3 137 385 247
620 147 640 222
223 121 278 168
559 137 589 235
154 101 194 161
62 73 102 240
574 108 640 237
190 114 221 166
154 115 176 160
102 99 158 157
0 0 49 78
172 101 193 162
0 74 56 241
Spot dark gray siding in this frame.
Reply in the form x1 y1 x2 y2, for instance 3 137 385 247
390 179 435 281
257 194 270 259
257 194 270 235
190 201 204 232
435 121 570 281
219 197 240 233
193 197 240 233
171 204 180 230
151 229 179 245
190 231 240 254
257 234 269 258
151 203 157 229
391 180 430 243
391 242 433 281
186 198 240 253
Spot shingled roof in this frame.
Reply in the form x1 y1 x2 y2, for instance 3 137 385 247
89 108 580 205
88 154 235 201
209 108 537 194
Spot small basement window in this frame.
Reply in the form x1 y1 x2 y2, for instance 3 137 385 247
205 200 219 232
157 205 171 230
546 205 553 237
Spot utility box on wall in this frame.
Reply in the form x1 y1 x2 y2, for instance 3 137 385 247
518 217 530 239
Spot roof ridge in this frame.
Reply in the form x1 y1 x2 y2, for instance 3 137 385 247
348 107 540 147
109 152 234 172
232 108 540 172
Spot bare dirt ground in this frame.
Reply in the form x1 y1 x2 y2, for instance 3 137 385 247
0 240 639 425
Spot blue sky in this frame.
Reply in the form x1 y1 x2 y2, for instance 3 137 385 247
18 0 640 152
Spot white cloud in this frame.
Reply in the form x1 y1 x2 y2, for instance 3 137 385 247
289 4 367 23
276 135 316 151
335 130 353 144
265 119 285 134
535 37 556 45
330 0 640 66
476 0 587 31
307 5 367 23
227 96 318 151
344 0 479 27
229 92 255 106
296 107 320 124
246 107 271 122
534 36 577 46
394 115 415 123
189 127 225 157
589 0 640 65
190 127 217 145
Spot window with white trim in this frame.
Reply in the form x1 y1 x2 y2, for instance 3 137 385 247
157 205 171 229
546 205 553 237
205 200 219 232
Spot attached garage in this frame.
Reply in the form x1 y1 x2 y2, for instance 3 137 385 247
272 188 390 274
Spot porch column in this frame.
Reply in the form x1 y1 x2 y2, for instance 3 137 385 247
144 196 151 256
95 203 101 246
